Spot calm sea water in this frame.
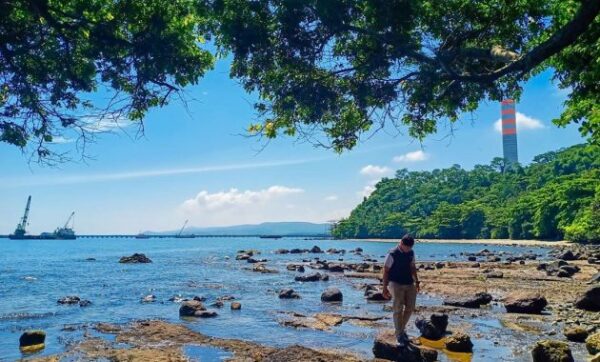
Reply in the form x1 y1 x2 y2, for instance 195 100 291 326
0 237 550 361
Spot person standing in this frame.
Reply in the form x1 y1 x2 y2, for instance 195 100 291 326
382 234 420 347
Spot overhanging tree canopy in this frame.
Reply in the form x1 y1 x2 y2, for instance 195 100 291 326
1 0 599 162
213 0 600 151
0 0 213 162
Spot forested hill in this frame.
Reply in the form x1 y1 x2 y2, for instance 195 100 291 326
332 144 600 243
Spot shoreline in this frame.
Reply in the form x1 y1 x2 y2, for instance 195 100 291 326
345 238 571 247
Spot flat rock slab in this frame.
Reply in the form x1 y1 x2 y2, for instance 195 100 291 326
373 330 437 362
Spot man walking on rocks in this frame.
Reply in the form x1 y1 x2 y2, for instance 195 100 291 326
382 234 420 347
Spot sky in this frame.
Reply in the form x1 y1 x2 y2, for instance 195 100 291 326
0 58 584 234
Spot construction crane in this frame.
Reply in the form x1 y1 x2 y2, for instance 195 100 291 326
177 220 189 237
53 211 76 239
10 196 32 239
63 212 75 229
175 220 195 238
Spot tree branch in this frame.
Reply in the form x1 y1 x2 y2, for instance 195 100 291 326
453 0 600 82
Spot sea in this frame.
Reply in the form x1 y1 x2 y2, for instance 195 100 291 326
0 237 552 361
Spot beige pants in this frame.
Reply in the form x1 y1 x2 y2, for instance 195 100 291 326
388 282 417 337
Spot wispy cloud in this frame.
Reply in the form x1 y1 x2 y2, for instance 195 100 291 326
494 112 545 133
82 115 133 133
360 165 392 177
48 136 73 144
1 158 328 188
393 150 429 163
324 195 338 201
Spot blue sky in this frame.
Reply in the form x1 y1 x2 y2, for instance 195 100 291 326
0 58 584 234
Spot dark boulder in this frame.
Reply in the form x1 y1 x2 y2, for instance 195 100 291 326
195 310 218 318
445 332 473 353
321 287 343 302
119 253 152 263
247 257 267 263
179 300 206 316
574 286 600 311
365 287 388 301
415 317 444 340
295 272 328 282
279 289 301 299
557 265 580 278
327 263 345 272
19 330 45 347
430 313 448 334
531 340 574 362
504 292 547 314
373 331 437 362
78 299 92 307
443 292 492 308
310 246 323 253
274 249 289 254
564 326 589 342
57 296 80 305
467 256 477 262
290 248 304 254
559 250 576 261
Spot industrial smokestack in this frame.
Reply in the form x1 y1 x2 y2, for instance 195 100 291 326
501 99 519 166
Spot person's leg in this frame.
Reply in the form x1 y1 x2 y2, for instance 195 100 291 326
399 284 417 333
389 283 406 338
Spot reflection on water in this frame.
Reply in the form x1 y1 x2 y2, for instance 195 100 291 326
418 337 473 362
0 237 550 360
184 345 232 361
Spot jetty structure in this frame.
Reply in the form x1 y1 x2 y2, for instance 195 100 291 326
8 196 77 240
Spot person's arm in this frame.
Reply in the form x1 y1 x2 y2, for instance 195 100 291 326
382 266 391 299
411 257 420 292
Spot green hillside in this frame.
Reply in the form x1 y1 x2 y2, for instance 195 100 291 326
333 144 600 243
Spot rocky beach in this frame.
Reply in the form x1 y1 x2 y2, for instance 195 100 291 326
2 238 599 361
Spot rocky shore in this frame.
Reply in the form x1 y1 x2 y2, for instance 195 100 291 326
19 242 600 361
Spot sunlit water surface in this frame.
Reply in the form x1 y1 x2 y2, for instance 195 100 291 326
0 237 552 361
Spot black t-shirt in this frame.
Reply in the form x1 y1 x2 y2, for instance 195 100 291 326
388 248 414 285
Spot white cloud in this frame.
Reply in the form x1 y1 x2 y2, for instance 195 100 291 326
181 186 304 212
494 112 545 133
179 185 314 226
393 150 429 163
48 136 72 144
324 195 338 201
360 165 392 177
82 115 132 133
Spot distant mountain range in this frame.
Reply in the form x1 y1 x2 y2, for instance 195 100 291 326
147 222 331 236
